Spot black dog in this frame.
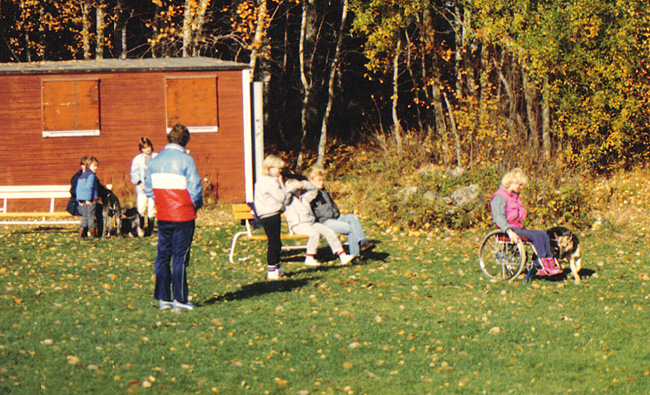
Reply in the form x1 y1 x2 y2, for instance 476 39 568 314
102 192 123 238
120 207 145 238
547 226 583 284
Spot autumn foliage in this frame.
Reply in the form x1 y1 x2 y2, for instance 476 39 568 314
1 0 650 172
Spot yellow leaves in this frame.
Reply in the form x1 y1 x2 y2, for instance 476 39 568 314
67 355 80 365
273 377 288 386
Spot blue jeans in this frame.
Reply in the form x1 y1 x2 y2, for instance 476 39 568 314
154 220 195 303
322 214 366 256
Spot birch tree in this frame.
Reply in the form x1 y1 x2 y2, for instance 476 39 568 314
314 0 348 169
182 0 210 57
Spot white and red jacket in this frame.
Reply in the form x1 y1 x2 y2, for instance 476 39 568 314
144 143 203 222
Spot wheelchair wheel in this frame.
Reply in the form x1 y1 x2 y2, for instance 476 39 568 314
478 230 526 281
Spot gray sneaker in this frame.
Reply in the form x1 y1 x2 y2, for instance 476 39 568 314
172 300 196 311
158 300 173 309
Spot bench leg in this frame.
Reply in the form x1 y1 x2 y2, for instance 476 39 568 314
229 231 248 263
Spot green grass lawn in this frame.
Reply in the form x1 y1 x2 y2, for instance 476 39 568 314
1 219 650 394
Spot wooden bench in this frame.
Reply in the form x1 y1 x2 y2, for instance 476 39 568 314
0 185 80 225
229 203 345 263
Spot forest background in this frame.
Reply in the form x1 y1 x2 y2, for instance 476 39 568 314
2 0 650 225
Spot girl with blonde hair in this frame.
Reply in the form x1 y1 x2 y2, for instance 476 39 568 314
254 155 297 280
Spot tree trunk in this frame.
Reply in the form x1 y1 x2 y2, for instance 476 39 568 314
404 33 424 136
248 0 268 82
296 0 315 171
182 0 193 57
493 54 517 136
191 0 210 56
431 74 448 164
81 1 91 59
422 6 448 163
19 0 32 61
315 0 349 169
443 92 461 168
522 69 540 153
541 76 551 160
392 36 403 158
95 1 105 59
114 0 128 59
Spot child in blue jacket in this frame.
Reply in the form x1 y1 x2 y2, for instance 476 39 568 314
76 157 99 238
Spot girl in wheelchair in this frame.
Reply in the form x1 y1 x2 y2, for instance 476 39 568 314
490 168 562 276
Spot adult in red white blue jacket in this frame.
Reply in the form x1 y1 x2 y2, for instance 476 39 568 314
145 123 203 311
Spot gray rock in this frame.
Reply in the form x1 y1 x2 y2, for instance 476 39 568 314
447 166 466 177
397 186 418 201
450 184 480 209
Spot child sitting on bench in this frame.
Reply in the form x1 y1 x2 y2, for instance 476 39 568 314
284 178 355 266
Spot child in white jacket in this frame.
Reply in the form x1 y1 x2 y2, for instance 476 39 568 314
284 179 355 266
254 155 296 280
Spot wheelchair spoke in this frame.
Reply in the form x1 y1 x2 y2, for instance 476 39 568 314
478 230 526 281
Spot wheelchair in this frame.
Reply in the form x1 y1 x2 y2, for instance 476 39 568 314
478 229 544 281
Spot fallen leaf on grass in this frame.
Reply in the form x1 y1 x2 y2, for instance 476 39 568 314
67 356 80 365
274 377 288 386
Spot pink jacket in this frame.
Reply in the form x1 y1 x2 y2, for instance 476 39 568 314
491 187 527 229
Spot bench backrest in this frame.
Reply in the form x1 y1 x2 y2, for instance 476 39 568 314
0 184 113 214
0 185 71 199
232 203 254 220
231 203 296 236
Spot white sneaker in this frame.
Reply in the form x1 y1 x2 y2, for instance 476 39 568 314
304 256 320 266
158 300 173 310
267 270 280 280
339 253 356 265
172 300 196 311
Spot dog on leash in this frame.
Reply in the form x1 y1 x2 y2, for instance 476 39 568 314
102 191 123 238
120 207 145 238
546 226 582 284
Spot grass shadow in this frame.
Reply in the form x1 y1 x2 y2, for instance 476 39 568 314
10 226 76 234
203 277 314 305
530 267 597 283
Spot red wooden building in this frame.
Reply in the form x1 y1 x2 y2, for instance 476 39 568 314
0 57 259 211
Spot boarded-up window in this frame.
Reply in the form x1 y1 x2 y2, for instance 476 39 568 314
165 76 218 133
41 79 100 137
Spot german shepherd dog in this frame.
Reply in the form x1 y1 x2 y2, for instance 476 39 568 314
102 191 123 238
120 207 145 238
547 226 582 284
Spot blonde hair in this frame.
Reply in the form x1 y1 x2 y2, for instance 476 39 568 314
501 168 528 188
262 155 285 176
86 156 100 166
308 167 325 180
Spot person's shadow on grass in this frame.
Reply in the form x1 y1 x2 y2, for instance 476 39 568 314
203 276 314 305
